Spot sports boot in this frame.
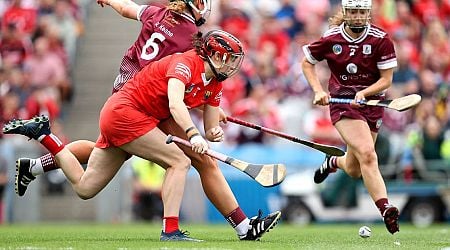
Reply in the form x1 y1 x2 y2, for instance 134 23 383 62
240 210 281 241
3 115 51 140
383 205 400 234
314 155 337 184
15 158 36 196
160 230 203 242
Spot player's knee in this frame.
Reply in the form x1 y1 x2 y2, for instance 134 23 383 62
170 154 191 171
192 155 217 172
357 147 377 165
75 185 100 200
76 190 97 200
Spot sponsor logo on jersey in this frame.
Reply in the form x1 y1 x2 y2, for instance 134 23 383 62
332 44 342 55
214 90 223 101
346 63 358 74
363 45 371 55
185 84 195 93
204 91 212 100
376 118 383 129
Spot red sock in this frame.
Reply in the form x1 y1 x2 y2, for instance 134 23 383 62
225 207 247 228
41 153 59 172
163 216 179 233
375 198 389 215
39 134 65 155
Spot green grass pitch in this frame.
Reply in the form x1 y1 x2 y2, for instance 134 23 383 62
1 223 449 249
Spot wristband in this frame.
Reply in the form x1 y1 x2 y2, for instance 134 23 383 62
185 126 196 134
186 127 200 140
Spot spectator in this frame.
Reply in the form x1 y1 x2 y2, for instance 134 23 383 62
131 157 165 222
0 23 32 68
23 36 70 102
1 0 38 35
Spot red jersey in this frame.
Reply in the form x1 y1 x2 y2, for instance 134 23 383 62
119 49 223 120
113 5 198 92
303 23 397 98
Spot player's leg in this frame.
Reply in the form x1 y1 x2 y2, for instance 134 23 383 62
334 119 399 234
120 127 201 242
56 146 127 199
15 139 95 196
158 117 281 240
2 115 126 199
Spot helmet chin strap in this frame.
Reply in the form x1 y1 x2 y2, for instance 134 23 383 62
207 60 227 82
345 23 367 34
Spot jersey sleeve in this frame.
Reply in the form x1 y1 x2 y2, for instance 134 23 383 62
137 5 159 23
302 37 327 64
166 57 193 85
376 35 397 70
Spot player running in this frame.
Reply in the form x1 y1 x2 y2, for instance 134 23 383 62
301 0 400 234
7 0 280 241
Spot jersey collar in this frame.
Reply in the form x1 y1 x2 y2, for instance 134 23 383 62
340 23 370 43
173 11 196 24
201 73 213 86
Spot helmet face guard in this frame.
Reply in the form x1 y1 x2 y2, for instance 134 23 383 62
201 30 244 82
187 0 211 26
342 0 371 33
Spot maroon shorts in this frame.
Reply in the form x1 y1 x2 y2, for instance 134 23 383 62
96 93 159 148
329 103 384 133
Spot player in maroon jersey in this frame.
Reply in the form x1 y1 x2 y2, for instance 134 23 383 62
301 0 400 234
9 0 281 240
4 30 247 241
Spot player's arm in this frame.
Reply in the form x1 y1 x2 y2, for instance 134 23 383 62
168 78 208 153
301 57 329 105
203 105 224 142
356 68 394 99
97 0 139 20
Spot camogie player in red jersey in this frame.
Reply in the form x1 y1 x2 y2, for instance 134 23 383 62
301 0 400 234
7 0 280 241
5 30 248 241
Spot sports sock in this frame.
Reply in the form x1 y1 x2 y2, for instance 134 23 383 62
375 198 389 215
38 134 65 155
329 156 338 169
41 153 59 172
163 216 179 233
30 159 43 176
225 207 249 236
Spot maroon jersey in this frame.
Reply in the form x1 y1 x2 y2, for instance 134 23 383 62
113 5 198 92
303 23 397 98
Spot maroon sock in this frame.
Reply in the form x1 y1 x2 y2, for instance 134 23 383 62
163 216 179 233
39 134 64 155
41 153 59 172
225 207 247 228
375 198 389 215
330 156 338 169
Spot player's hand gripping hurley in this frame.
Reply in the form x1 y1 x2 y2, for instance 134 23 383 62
329 94 422 112
166 135 286 187
226 117 345 156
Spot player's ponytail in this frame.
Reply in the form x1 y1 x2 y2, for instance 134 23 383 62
328 10 344 28
167 0 187 14
192 32 204 58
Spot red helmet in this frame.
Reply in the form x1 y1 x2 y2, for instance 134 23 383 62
201 30 244 82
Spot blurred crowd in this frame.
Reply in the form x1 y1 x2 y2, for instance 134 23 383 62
0 0 449 220
0 0 89 138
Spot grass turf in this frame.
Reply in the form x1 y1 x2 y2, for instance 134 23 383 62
0 223 449 249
